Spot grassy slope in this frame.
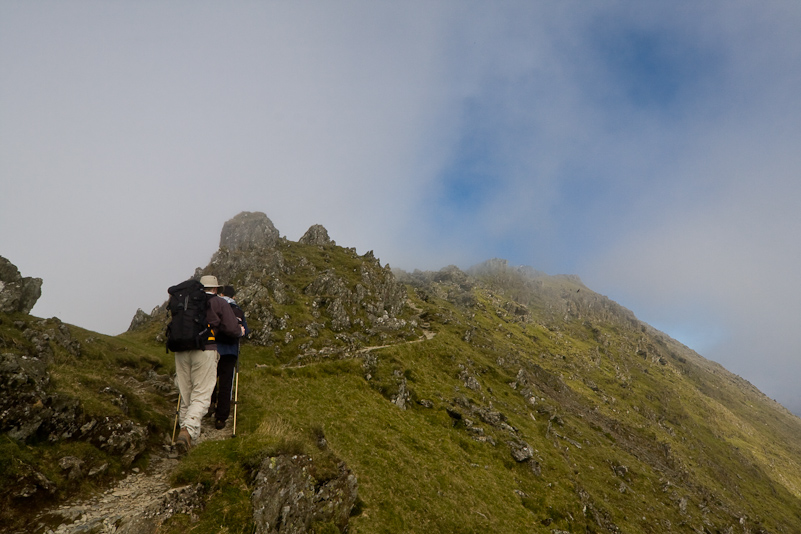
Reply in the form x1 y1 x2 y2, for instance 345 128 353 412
158 275 801 533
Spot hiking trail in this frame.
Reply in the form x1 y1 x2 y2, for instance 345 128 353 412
29 417 230 534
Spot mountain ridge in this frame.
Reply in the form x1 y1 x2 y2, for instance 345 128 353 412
2 211 801 533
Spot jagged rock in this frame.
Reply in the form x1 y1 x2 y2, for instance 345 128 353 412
219 211 280 251
83 416 149 466
298 224 334 246
327 298 351 332
304 270 375 332
0 333 148 467
12 463 56 498
0 255 42 314
136 214 409 353
0 320 88 445
392 370 411 409
20 318 81 361
128 308 150 331
509 440 534 462
458 366 482 391
100 386 130 415
0 351 51 440
252 454 358 534
305 270 350 299
58 456 85 480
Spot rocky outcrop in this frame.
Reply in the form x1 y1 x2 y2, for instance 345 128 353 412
219 211 280 251
0 322 148 467
128 308 150 331
0 256 42 314
166 213 410 355
397 265 477 308
0 322 155 531
0 350 51 441
0 318 79 444
298 224 334 246
0 317 150 515
251 454 358 534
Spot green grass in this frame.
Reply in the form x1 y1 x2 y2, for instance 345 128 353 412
155 301 800 533
5 251 801 532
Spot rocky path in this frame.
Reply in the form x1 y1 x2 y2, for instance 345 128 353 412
30 418 232 534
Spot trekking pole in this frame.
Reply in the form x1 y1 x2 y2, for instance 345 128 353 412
171 393 181 445
232 361 240 438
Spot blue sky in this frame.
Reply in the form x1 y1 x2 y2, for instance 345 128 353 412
3 1 801 414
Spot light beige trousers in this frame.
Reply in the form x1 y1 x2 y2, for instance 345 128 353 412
174 349 219 441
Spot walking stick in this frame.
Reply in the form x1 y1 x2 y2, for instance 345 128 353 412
232 361 240 438
171 393 181 445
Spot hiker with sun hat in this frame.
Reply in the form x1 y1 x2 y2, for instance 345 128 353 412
172 275 243 454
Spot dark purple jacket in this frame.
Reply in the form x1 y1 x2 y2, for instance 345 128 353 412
204 293 241 350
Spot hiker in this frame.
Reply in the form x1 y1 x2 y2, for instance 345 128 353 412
209 284 249 430
174 275 244 453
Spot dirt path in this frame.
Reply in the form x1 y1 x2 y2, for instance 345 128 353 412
31 417 231 534
356 328 436 354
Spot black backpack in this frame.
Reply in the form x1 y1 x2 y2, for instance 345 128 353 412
165 279 210 352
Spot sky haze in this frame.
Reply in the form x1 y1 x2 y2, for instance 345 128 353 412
3 2 801 413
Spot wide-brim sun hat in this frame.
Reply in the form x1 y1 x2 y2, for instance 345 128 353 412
200 275 222 288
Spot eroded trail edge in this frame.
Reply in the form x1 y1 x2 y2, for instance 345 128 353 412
33 419 230 534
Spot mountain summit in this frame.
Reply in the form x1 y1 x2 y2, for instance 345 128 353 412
2 212 801 533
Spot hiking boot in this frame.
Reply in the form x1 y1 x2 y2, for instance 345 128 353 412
215 419 226 430
175 428 192 454
205 404 216 418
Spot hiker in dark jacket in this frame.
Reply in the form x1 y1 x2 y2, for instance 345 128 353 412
174 275 243 453
209 285 249 429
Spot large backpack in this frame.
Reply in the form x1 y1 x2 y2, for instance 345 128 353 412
165 279 210 352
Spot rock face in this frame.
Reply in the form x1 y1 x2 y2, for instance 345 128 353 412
128 308 150 331
0 256 42 314
251 454 358 534
0 317 152 528
152 212 412 359
219 211 280 251
133 212 412 361
0 319 148 466
298 224 334 246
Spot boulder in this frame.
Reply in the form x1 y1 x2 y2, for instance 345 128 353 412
0 256 42 314
298 224 334 246
251 454 358 534
219 212 280 251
